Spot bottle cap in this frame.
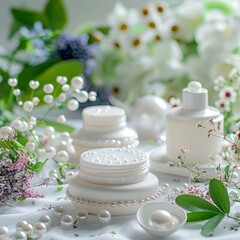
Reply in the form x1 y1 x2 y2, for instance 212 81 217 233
182 81 208 110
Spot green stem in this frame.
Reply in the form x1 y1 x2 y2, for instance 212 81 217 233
227 214 240 222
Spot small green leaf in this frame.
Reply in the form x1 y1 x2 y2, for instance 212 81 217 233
57 186 63 191
57 178 63 185
224 165 230 181
187 212 219 222
209 179 230 214
176 195 221 213
17 196 26 201
28 160 47 173
201 214 225 236
44 0 67 30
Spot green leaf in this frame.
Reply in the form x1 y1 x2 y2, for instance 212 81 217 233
17 196 26 201
209 179 230 214
176 195 221 213
44 0 67 30
57 186 63 191
11 8 49 28
224 165 230 181
57 178 63 185
201 214 225 236
204 0 234 15
187 212 220 222
8 19 23 38
28 160 47 173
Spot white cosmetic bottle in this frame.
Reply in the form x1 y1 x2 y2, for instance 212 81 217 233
166 81 223 165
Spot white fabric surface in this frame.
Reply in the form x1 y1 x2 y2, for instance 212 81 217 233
0 131 240 239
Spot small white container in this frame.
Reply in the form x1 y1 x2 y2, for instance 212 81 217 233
166 81 223 165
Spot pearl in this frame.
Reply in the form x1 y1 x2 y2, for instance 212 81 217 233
76 209 88 223
55 150 69 163
71 76 84 89
19 121 28 132
62 84 70 92
88 91 97 101
43 84 54 94
72 89 80 97
0 226 9 240
49 170 58 177
231 172 239 184
56 76 67 85
26 142 36 151
38 148 46 158
188 81 202 93
43 126 55 136
229 190 239 200
67 99 79 111
234 212 240 219
60 215 74 230
13 231 27 240
170 187 181 198
180 182 189 190
57 115 66 124
13 89 21 96
39 215 52 228
21 223 34 236
43 95 54 104
16 221 28 231
76 91 88 103
60 132 70 141
32 97 40 105
149 210 176 230
23 101 34 112
58 93 67 102
54 206 66 218
8 78 18 87
45 146 56 158
29 80 39 89
97 210 111 225
34 222 47 237
0 126 13 140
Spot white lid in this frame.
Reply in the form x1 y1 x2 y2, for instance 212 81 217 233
182 81 208 110
83 105 126 127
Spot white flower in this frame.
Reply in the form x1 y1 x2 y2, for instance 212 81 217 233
213 76 225 91
215 99 231 112
219 86 237 102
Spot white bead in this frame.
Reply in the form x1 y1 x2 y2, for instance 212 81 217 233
170 187 181 198
18 101 23 106
160 183 170 194
38 148 46 158
23 101 34 112
58 93 67 102
8 78 18 87
60 215 74 230
67 99 79 111
15 220 28 231
57 115 66 124
229 190 239 200
55 150 69 163
88 91 97 101
62 84 70 92
76 91 88 103
0 126 13 140
34 222 47 237
71 76 84 89
97 210 111 225
56 76 67 85
43 126 55 136
19 121 28 132
26 142 36 151
231 172 239 184
0 226 9 240
45 146 56 158
29 80 39 90
10 120 22 130
39 215 51 228
13 89 21 96
76 209 88 223
43 84 54 94
60 132 70 141
13 231 27 240
32 97 40 106
149 210 173 229
180 183 189 190
43 95 53 104
21 224 34 236
54 206 66 218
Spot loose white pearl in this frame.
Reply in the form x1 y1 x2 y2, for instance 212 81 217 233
23 101 34 112
0 126 13 140
13 89 21 96
76 91 88 103
45 146 56 158
88 91 97 101
29 80 40 89
39 215 52 228
170 187 181 198
56 76 67 85
8 78 18 87
18 121 28 132
43 95 54 104
26 142 36 151
76 209 88 223
97 210 111 225
0 226 9 240
160 183 170 194
18 101 23 106
57 115 66 124
16 220 28 231
21 223 34 236
13 231 27 240
229 190 239 200
60 215 74 230
43 126 55 136
34 222 47 237
67 99 79 111
60 132 70 141
180 183 189 190
231 172 239 184
149 210 174 229
72 89 80 98
54 206 66 218
32 97 40 106
55 150 69 163
58 93 67 102
38 148 46 158
43 84 54 94
62 84 70 92
71 76 84 89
